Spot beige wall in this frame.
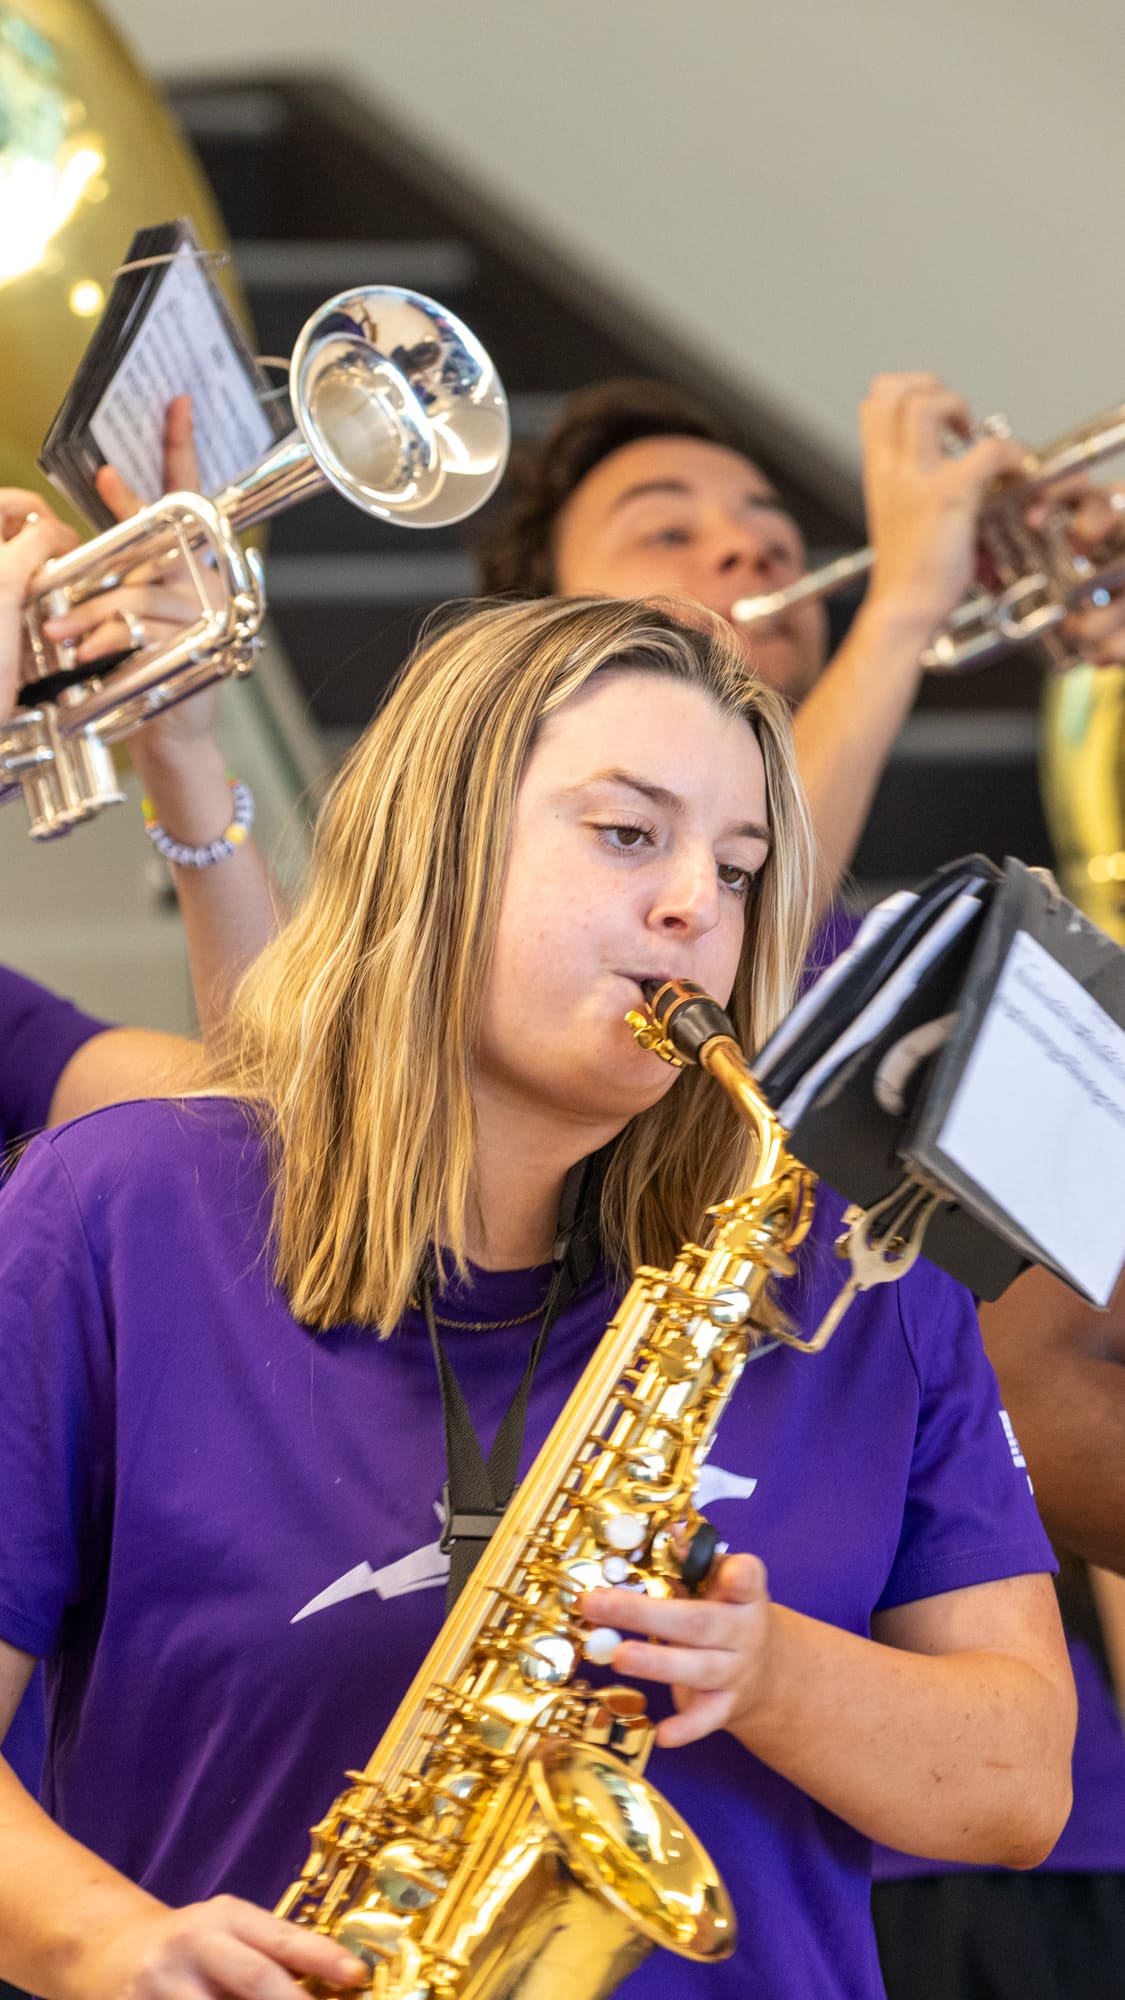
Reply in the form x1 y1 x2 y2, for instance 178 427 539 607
102 0 1125 470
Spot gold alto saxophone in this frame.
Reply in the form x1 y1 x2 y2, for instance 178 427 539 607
276 980 821 1999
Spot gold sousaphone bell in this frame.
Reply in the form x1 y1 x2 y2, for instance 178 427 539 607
0 285 510 838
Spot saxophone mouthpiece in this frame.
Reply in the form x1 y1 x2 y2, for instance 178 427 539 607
641 979 738 1068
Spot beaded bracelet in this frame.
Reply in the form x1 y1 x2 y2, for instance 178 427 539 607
141 778 255 869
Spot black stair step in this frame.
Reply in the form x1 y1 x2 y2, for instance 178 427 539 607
269 599 433 733
237 237 477 296
853 714 1050 883
268 551 477 604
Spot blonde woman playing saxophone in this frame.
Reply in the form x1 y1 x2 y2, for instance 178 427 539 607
0 597 1072 2000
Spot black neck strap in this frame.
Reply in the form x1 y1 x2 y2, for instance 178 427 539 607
421 1152 605 1611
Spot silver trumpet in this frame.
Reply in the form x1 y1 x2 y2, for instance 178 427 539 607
733 405 1125 673
1 286 510 838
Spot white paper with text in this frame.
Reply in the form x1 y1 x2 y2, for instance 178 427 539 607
774 890 984 1131
937 930 1125 1304
90 245 273 501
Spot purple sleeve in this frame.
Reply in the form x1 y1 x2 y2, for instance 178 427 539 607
0 1135 115 1660
799 903 863 994
0 964 107 1150
877 1271 1056 1611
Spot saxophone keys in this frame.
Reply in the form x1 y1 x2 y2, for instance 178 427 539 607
582 1625 624 1666
601 1554 633 1584
516 1628 578 1686
583 1685 653 1762
429 1768 487 1843
625 1446 672 1484
332 1914 425 1983
555 1556 607 1609
653 1334 698 1380
370 1841 448 1911
707 1284 753 1327
597 1510 647 1553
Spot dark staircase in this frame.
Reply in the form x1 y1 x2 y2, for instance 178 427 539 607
168 74 1051 896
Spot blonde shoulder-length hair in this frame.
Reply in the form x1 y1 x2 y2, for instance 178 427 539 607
211 595 817 1331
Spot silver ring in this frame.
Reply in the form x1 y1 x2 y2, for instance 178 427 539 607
1110 491 1125 516
119 609 146 650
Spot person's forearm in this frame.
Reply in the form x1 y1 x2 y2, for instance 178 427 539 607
985 1355 1125 1574
47 1027 206 1125
730 1603 1073 1867
980 1269 1125 1574
793 598 932 907
130 736 284 1039
0 1758 161 1998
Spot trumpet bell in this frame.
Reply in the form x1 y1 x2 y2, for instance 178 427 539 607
290 286 509 529
6 283 511 837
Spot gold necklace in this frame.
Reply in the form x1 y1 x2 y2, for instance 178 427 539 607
410 1295 552 1334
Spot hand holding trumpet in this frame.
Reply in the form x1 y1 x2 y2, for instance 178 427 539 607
861 372 1125 670
742 372 1125 673
858 373 1024 647
1 396 218 729
0 497 78 722
39 396 228 752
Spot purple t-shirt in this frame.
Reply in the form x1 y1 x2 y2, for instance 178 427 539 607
0 962 105 1797
0 1098 1054 2000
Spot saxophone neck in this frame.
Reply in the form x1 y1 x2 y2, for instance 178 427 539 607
635 977 790 1188
698 1035 790 1188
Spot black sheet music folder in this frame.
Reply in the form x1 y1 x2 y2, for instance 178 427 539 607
753 858 1125 1305
39 217 286 530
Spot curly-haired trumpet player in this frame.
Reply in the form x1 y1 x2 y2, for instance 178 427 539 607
0 594 1073 2000
481 371 1125 902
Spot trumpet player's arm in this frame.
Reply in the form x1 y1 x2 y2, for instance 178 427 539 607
978 1263 1125 1573
45 1023 205 1124
2 501 204 1129
123 724 285 1041
792 375 1025 896
581 1560 1074 1869
38 400 285 1037
0 960 203 1133
0 505 195 1107
0 1646 367 2000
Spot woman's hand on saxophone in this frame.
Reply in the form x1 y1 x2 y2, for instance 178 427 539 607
60 1894 369 2000
0 1667 369 2000
580 1550 774 1749
587 1561 1075 1868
